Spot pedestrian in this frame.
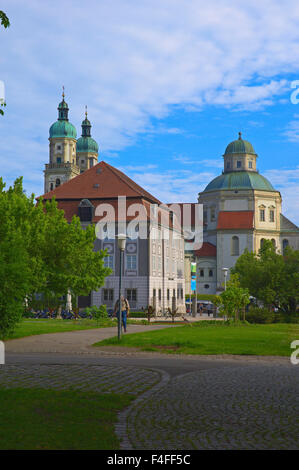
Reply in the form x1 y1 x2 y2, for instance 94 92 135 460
114 295 130 332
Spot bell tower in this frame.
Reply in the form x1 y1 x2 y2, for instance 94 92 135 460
44 88 79 193
76 106 99 173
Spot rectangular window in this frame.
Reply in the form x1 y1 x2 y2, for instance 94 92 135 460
153 288 156 298
167 289 170 300
260 209 265 222
210 207 216 222
270 210 275 222
209 269 213 277
173 289 176 298
126 254 137 270
158 289 161 301
237 161 241 168
103 289 114 301
104 255 114 270
177 288 180 299
200 269 204 277
57 157 61 164
126 289 137 302
248 161 253 168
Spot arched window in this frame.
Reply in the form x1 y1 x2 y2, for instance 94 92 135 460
50 183 54 191
231 236 239 256
55 178 61 187
260 238 265 249
282 239 289 253
78 199 94 222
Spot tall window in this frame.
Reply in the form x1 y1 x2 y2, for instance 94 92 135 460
231 236 239 256
78 199 93 222
283 239 289 254
56 157 61 164
126 254 137 270
55 178 61 187
260 209 265 222
103 289 114 301
200 269 204 277
209 269 213 277
167 289 170 301
269 210 275 222
260 238 265 249
237 161 241 168
126 289 137 302
210 207 216 222
158 289 162 301
104 255 114 270
248 160 253 169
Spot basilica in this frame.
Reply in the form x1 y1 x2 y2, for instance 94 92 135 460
43 92 299 306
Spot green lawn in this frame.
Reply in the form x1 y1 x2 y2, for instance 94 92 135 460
4 318 144 340
0 388 133 450
95 322 299 356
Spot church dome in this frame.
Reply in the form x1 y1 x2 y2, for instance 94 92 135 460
76 136 98 153
49 120 77 139
203 171 275 192
49 90 77 139
76 108 98 154
224 133 256 155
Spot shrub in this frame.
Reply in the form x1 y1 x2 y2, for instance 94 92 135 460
246 307 276 324
85 305 108 322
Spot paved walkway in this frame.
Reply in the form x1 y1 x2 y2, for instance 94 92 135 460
3 327 299 450
5 324 174 355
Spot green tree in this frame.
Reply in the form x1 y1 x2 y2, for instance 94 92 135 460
215 274 250 321
232 240 299 314
0 178 111 337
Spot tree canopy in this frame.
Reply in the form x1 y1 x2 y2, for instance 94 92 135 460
232 239 299 314
0 178 111 337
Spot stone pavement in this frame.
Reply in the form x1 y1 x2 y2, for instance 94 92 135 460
125 362 299 450
3 326 299 450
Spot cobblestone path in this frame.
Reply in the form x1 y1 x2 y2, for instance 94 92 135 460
127 363 299 450
0 364 160 395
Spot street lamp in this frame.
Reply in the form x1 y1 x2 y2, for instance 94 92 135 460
222 268 228 290
117 233 127 340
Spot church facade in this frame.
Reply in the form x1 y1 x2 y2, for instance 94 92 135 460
195 133 299 294
43 93 299 302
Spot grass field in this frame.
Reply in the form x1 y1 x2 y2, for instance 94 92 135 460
4 318 146 340
95 322 299 356
0 388 133 450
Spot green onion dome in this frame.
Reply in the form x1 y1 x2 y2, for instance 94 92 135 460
76 108 98 154
203 171 275 192
49 91 77 139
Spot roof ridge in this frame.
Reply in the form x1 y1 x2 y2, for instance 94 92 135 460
103 161 161 204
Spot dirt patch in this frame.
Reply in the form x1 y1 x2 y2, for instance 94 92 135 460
152 345 180 351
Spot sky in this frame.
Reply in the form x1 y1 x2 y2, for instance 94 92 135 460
0 0 299 224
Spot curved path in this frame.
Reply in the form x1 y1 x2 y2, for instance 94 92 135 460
3 326 299 450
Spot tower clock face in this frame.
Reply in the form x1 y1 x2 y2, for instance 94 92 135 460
126 243 137 253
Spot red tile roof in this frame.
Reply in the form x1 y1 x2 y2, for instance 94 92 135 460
40 161 161 204
195 242 216 257
217 211 254 230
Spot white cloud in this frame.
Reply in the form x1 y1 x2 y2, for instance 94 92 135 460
1 0 299 196
284 120 299 142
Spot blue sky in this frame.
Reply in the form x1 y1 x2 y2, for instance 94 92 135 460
0 0 299 224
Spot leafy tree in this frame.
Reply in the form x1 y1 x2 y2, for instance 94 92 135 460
0 11 10 28
215 274 250 321
232 240 299 314
0 178 111 337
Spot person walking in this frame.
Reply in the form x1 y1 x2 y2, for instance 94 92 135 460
114 295 130 332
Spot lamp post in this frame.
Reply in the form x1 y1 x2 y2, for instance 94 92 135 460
222 268 228 290
117 233 127 340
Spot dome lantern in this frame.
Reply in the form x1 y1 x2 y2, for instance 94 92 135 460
223 132 257 173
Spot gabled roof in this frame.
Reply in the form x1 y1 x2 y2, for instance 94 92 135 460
195 242 216 257
280 214 299 232
40 161 161 204
217 211 254 230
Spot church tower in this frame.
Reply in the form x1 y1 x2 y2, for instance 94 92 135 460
44 89 80 193
76 107 99 172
